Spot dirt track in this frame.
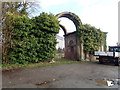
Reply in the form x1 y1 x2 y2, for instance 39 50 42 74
2 62 119 88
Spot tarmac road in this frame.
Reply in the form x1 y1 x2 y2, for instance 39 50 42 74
2 62 119 88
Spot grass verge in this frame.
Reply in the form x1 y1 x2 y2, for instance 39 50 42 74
2 58 98 71
2 59 79 71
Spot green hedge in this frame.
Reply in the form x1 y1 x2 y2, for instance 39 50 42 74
5 12 59 64
79 24 107 54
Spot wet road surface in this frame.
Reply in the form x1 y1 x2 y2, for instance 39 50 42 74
2 62 119 88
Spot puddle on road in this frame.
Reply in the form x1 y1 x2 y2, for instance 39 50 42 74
96 80 113 86
35 78 119 88
96 79 120 87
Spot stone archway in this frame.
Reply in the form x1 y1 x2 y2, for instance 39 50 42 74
59 24 67 35
56 12 82 30
56 12 84 61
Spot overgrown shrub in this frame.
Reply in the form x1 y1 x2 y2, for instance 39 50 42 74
3 12 59 64
79 24 107 54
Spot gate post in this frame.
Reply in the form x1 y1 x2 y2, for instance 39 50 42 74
64 31 84 60
76 34 84 61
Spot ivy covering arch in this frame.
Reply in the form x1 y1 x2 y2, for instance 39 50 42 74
56 12 84 60
56 12 107 60
56 12 83 33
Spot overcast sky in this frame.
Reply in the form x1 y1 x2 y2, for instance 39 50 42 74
34 0 119 46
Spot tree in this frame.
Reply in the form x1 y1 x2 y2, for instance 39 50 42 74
58 47 63 53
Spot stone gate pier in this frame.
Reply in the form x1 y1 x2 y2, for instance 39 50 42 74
64 31 84 61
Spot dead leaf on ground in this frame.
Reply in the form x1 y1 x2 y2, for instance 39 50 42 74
35 79 57 86
35 81 50 86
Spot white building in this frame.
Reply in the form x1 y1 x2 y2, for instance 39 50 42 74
56 35 64 49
